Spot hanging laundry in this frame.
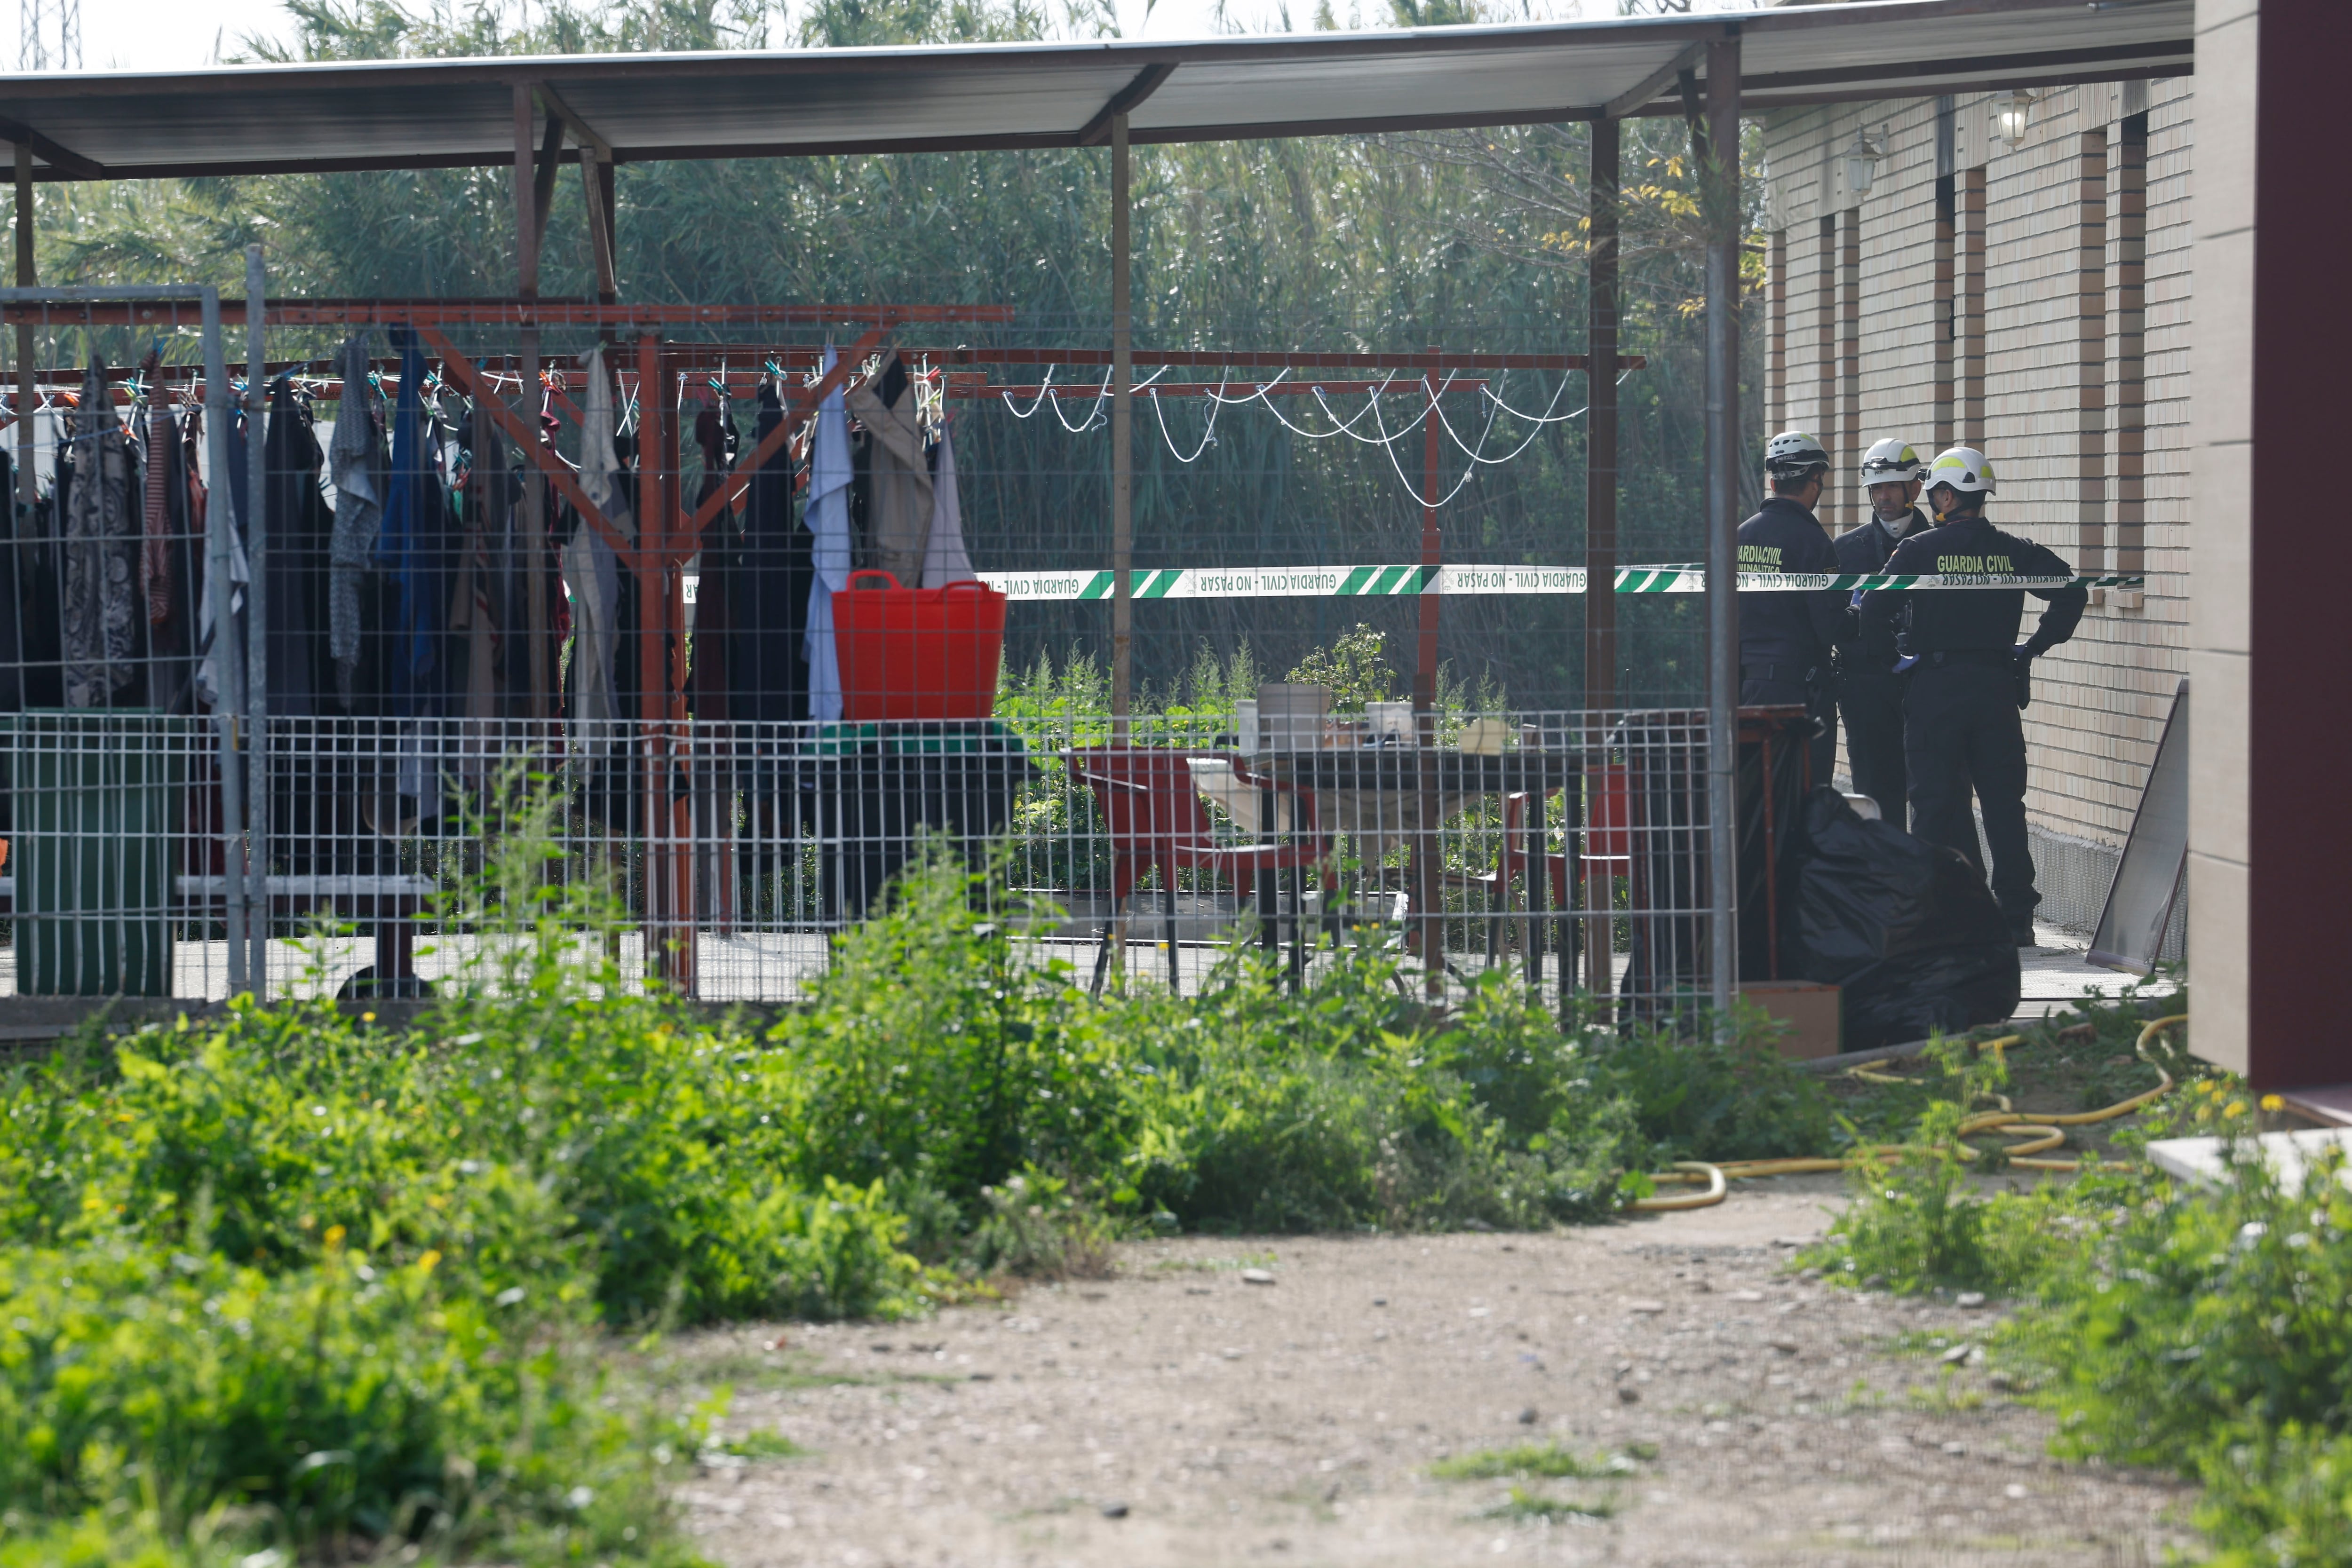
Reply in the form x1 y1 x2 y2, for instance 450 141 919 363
62 359 138 709
804 345 854 724
140 395 173 629
564 345 634 729
728 380 813 725
684 396 738 721
194 401 250 713
139 403 202 714
921 421 976 588
449 399 505 733
0 449 22 715
264 375 336 718
377 329 444 720
844 348 933 581
327 333 382 708
16 446 61 711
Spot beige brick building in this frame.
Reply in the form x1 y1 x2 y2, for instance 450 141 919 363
1759 77 2193 943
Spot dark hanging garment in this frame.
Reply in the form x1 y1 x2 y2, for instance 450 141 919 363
465 402 529 717
142 409 201 714
263 376 336 719
685 401 738 722
62 361 139 709
849 423 874 570
377 329 445 723
327 335 384 711
0 449 21 716
17 478 60 710
730 384 814 727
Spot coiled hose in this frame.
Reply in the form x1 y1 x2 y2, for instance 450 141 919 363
1628 1014 2188 1213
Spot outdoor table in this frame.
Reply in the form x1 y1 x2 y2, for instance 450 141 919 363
794 721 1039 923
1255 747 1589 990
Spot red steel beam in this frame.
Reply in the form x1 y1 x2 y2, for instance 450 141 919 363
679 325 890 541
416 324 633 564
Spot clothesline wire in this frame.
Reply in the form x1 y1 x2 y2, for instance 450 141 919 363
1001 364 1630 504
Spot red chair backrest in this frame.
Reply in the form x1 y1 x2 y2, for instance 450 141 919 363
1586 764 1636 862
1075 750 1221 851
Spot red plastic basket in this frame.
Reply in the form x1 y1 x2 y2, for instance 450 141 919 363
833 570 1009 721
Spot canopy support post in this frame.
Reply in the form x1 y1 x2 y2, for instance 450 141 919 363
11 144 27 511
1110 112 1133 743
1415 350 1444 1001
243 245 269 997
1703 33 1742 1023
514 84 553 720
1584 111 1621 1006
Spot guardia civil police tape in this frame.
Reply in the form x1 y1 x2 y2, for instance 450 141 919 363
966 566 2143 602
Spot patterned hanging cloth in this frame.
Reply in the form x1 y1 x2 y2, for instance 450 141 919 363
62 359 137 708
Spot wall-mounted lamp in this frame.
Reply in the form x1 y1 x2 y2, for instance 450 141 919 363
1993 90 2036 149
1844 129 1884 197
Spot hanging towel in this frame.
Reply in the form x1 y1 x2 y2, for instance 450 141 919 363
566 346 634 728
804 345 854 724
327 334 382 706
194 407 250 712
843 348 933 581
62 359 137 709
920 421 975 588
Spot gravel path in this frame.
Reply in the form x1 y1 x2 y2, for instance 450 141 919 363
669 1176 2190 1566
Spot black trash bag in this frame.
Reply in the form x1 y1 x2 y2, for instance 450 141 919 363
1786 788 2020 1051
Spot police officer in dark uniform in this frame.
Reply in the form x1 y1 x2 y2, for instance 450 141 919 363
1859 446 2087 947
1738 431 1846 786
1834 439 1934 825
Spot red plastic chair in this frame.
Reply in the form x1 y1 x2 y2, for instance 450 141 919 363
1455 791 1573 966
1461 778 1632 982
1075 749 1328 990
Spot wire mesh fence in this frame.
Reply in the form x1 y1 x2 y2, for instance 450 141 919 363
0 290 1741 1010
0 707 1719 1010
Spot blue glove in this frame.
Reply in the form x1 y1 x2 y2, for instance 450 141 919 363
2013 641 2033 661
1850 589 1867 609
1892 656 1919 675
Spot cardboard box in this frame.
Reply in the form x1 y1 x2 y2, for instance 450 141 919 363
1743 980 1843 1061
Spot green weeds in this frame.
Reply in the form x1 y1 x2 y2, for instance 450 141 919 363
1477 1486 1617 1522
1801 991 2352 1564
710 1429 811 1461
0 775 1913 1563
1429 1443 1638 1481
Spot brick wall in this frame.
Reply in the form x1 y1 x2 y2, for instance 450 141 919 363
1761 80 2195 930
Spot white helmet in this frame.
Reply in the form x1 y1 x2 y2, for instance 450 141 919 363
1764 430 1831 478
1859 439 1925 483
1924 445 1996 496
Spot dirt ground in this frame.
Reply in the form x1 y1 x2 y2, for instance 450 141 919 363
667 1176 2193 1568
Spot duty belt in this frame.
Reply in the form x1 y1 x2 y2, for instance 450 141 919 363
1919 648 2015 669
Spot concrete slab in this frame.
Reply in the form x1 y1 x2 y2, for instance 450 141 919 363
2014 919 2179 1023
2146 1127 2352 1189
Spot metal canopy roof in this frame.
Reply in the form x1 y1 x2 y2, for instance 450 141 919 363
0 0 2190 182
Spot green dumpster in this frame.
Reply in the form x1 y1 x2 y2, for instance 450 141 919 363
10 711 195 997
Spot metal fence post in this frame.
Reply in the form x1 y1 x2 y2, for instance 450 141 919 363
1703 32 1743 1024
243 247 269 995
199 287 251 994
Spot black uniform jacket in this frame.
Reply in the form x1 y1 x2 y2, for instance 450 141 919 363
1859 513 2089 659
1833 507 1931 678
1736 496 1846 675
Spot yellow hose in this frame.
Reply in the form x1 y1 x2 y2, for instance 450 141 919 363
1627 1014 2187 1212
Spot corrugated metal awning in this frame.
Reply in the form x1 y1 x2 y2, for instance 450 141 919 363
0 0 2191 181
